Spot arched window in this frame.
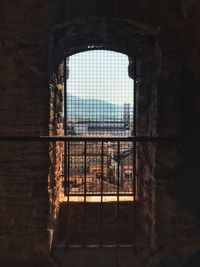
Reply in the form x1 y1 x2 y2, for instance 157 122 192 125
59 49 138 247
63 50 136 201
50 17 157 250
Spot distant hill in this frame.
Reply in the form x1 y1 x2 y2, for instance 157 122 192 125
67 94 125 121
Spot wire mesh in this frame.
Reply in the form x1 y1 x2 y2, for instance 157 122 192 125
66 50 133 137
64 50 135 197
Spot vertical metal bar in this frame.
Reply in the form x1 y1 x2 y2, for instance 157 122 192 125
83 140 87 247
100 141 104 247
64 144 67 194
67 142 70 247
133 57 137 247
64 57 67 194
63 58 70 248
117 141 120 247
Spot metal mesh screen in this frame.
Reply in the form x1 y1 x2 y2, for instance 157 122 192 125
64 50 135 197
66 50 134 137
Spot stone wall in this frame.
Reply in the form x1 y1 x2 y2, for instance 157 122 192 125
49 58 65 239
1 0 200 266
0 0 52 263
135 53 158 251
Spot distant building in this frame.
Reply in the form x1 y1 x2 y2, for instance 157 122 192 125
111 149 133 191
123 103 131 126
68 121 131 136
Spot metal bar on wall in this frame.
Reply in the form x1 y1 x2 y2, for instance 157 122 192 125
100 141 104 247
66 141 70 247
64 58 67 193
0 136 178 142
117 141 120 247
64 58 70 248
83 140 87 247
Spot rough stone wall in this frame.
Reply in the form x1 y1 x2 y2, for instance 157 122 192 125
0 0 53 263
135 53 158 251
1 0 200 266
152 3 200 266
49 58 65 236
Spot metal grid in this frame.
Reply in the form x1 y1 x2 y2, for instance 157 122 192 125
64 50 135 197
64 140 134 196
66 50 133 137
62 50 139 248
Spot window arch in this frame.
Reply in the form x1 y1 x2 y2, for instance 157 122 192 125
49 17 159 250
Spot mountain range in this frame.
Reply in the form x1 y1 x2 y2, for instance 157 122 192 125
67 94 126 121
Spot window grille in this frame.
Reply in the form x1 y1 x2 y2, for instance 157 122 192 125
62 50 139 248
63 50 135 199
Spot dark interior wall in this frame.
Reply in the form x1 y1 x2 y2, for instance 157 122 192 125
0 0 200 266
0 0 53 262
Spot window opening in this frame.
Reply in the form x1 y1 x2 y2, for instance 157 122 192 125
63 50 135 201
62 50 137 248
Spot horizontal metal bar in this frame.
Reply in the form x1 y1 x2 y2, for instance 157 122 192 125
52 244 138 249
0 135 178 142
64 194 134 197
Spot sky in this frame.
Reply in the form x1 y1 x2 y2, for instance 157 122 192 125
67 50 134 106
